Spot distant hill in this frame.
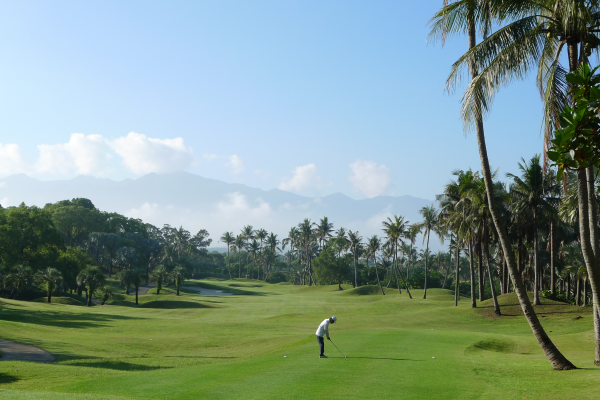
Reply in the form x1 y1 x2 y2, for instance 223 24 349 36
0 172 441 249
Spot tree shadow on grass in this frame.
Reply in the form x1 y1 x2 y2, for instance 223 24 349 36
64 360 169 371
109 300 216 309
164 356 238 359
331 356 424 361
0 308 141 329
0 373 21 384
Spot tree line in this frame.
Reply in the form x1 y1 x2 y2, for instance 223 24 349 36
0 198 221 305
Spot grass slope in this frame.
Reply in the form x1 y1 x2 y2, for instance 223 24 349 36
0 280 599 399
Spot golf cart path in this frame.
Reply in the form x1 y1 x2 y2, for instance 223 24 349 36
137 283 156 295
182 286 234 296
0 339 56 363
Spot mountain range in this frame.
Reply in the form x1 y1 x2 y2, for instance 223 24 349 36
0 173 441 250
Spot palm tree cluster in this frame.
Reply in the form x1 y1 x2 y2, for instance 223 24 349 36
429 0 600 369
220 226 281 281
223 215 454 298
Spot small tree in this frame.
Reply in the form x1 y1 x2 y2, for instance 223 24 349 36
130 268 145 305
152 265 168 294
313 245 351 291
171 266 186 296
100 285 113 305
35 267 63 303
123 270 135 295
6 265 33 299
76 266 105 307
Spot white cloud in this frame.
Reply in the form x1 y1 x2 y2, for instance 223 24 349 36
109 132 193 174
0 143 29 176
278 163 325 195
0 197 8 207
0 182 6 188
36 133 107 175
365 206 393 230
216 192 271 219
348 160 391 198
226 155 245 175
125 202 161 220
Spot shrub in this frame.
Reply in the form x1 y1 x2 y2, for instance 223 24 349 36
266 271 287 284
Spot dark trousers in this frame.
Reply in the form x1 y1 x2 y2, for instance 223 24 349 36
317 335 325 355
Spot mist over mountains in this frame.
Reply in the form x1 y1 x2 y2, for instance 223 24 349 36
0 172 440 249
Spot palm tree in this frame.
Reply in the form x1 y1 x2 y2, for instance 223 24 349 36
250 240 261 279
282 227 299 271
220 232 235 280
464 171 504 314
430 0 576 370
347 230 362 288
6 265 32 299
316 217 334 251
234 235 245 279
507 155 558 305
382 216 412 296
264 233 280 280
367 235 385 295
171 266 186 296
76 266 105 307
103 233 121 278
298 219 316 285
405 225 421 281
35 267 62 303
241 225 255 279
152 265 168 294
437 172 466 306
255 228 268 279
418 205 441 299
130 268 145 305
99 285 113 305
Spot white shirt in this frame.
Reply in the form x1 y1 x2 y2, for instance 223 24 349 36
316 318 331 338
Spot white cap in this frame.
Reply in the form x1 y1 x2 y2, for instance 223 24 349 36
331 316 337 323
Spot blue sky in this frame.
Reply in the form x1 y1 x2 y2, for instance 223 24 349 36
0 0 545 201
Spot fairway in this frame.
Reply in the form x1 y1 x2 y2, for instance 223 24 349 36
0 280 598 399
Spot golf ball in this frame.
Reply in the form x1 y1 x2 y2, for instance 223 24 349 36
284 356 287 358
345 356 347 358
432 357 436 359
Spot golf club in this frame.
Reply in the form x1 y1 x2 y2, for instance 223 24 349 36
329 339 347 358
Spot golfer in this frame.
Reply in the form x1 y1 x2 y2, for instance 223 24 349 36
316 316 336 358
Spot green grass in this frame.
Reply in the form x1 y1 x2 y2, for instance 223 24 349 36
0 280 599 399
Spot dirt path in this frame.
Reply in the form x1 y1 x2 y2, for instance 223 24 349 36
182 286 234 296
136 284 156 295
0 339 56 363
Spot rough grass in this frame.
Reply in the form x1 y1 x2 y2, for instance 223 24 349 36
0 282 599 399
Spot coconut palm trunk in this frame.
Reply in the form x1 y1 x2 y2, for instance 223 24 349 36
467 16 574 368
477 239 484 301
549 222 556 296
577 166 600 364
373 253 385 295
454 246 460 306
227 245 232 280
484 245 501 315
423 231 430 299
469 238 476 308
395 263 412 298
533 209 541 305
